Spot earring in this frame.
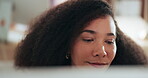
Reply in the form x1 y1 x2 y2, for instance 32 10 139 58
65 53 69 59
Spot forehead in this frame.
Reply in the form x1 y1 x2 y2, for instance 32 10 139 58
83 16 116 35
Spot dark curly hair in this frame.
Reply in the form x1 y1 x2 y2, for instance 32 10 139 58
15 0 147 67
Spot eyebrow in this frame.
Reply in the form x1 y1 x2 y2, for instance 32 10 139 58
81 30 116 37
81 30 96 34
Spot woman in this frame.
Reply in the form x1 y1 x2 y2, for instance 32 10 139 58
15 0 147 68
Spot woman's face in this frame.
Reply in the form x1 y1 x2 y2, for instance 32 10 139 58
71 16 116 69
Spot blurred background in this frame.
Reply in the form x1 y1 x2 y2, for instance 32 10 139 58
0 0 148 66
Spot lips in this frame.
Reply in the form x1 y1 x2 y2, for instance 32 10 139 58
86 61 109 68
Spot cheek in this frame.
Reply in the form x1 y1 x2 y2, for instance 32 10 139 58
71 40 94 64
71 41 93 65
105 44 117 61
72 42 92 58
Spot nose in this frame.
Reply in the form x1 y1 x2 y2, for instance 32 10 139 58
92 45 107 58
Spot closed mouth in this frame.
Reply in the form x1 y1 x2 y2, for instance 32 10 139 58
86 61 109 67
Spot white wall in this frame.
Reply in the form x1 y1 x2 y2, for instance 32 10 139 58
115 0 141 16
0 0 12 42
13 0 49 24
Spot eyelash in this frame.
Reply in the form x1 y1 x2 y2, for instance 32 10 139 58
82 38 115 44
105 40 114 45
82 39 94 42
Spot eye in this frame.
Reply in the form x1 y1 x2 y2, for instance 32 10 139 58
82 38 94 42
105 40 114 45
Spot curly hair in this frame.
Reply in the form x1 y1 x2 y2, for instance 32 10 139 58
15 0 147 67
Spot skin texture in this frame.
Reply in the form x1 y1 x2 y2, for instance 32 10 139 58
71 16 116 69
14 0 147 67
